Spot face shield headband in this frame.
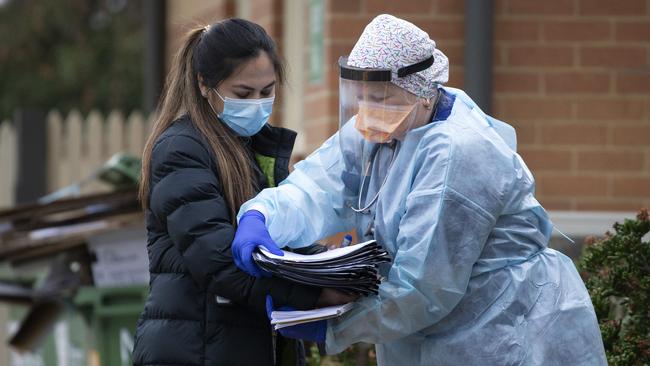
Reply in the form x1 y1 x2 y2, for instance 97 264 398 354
338 55 435 82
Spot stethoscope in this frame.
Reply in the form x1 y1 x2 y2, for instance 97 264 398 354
348 91 442 237
350 140 399 215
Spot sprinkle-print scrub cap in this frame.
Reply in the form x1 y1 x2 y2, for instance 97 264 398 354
347 14 449 99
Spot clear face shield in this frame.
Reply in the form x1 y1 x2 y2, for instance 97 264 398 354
337 55 434 215
338 58 423 144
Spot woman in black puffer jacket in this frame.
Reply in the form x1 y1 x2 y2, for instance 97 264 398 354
132 18 354 366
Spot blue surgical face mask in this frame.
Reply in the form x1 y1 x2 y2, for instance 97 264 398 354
208 89 274 136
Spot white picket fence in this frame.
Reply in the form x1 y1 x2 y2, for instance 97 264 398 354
0 120 17 208
0 110 153 209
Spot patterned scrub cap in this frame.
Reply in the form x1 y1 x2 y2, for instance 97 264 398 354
347 14 449 99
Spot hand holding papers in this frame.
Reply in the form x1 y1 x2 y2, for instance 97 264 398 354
265 295 328 341
253 240 390 296
259 240 390 330
270 303 354 329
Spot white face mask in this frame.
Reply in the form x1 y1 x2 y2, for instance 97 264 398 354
208 89 275 136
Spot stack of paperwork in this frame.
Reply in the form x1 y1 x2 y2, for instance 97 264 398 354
271 303 354 329
254 240 390 296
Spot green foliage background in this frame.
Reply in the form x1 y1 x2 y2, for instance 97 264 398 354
578 209 650 365
0 0 144 119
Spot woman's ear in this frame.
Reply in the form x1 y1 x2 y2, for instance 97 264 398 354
197 74 209 98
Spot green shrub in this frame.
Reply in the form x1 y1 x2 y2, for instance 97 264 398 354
577 209 650 365
306 343 377 366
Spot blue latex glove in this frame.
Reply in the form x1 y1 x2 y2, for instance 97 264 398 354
232 210 283 277
266 295 326 343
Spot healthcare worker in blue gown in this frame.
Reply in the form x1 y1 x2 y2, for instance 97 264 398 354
231 14 607 366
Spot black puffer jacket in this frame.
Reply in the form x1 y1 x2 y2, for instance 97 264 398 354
133 115 321 366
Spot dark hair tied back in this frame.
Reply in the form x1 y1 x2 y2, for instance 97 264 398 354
195 18 285 89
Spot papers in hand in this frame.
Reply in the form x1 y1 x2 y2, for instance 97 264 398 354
271 303 354 330
254 240 390 296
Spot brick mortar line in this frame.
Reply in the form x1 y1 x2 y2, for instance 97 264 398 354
495 15 650 21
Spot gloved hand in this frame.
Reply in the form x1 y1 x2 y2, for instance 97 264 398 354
266 295 326 343
232 210 283 277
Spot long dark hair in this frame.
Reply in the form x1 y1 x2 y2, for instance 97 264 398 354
139 18 285 222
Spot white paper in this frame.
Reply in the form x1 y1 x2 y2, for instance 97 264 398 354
271 302 354 329
260 240 377 263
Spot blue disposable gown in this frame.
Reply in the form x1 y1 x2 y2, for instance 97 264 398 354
239 87 607 365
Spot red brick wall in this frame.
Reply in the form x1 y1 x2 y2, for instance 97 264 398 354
492 0 650 211
311 0 650 212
